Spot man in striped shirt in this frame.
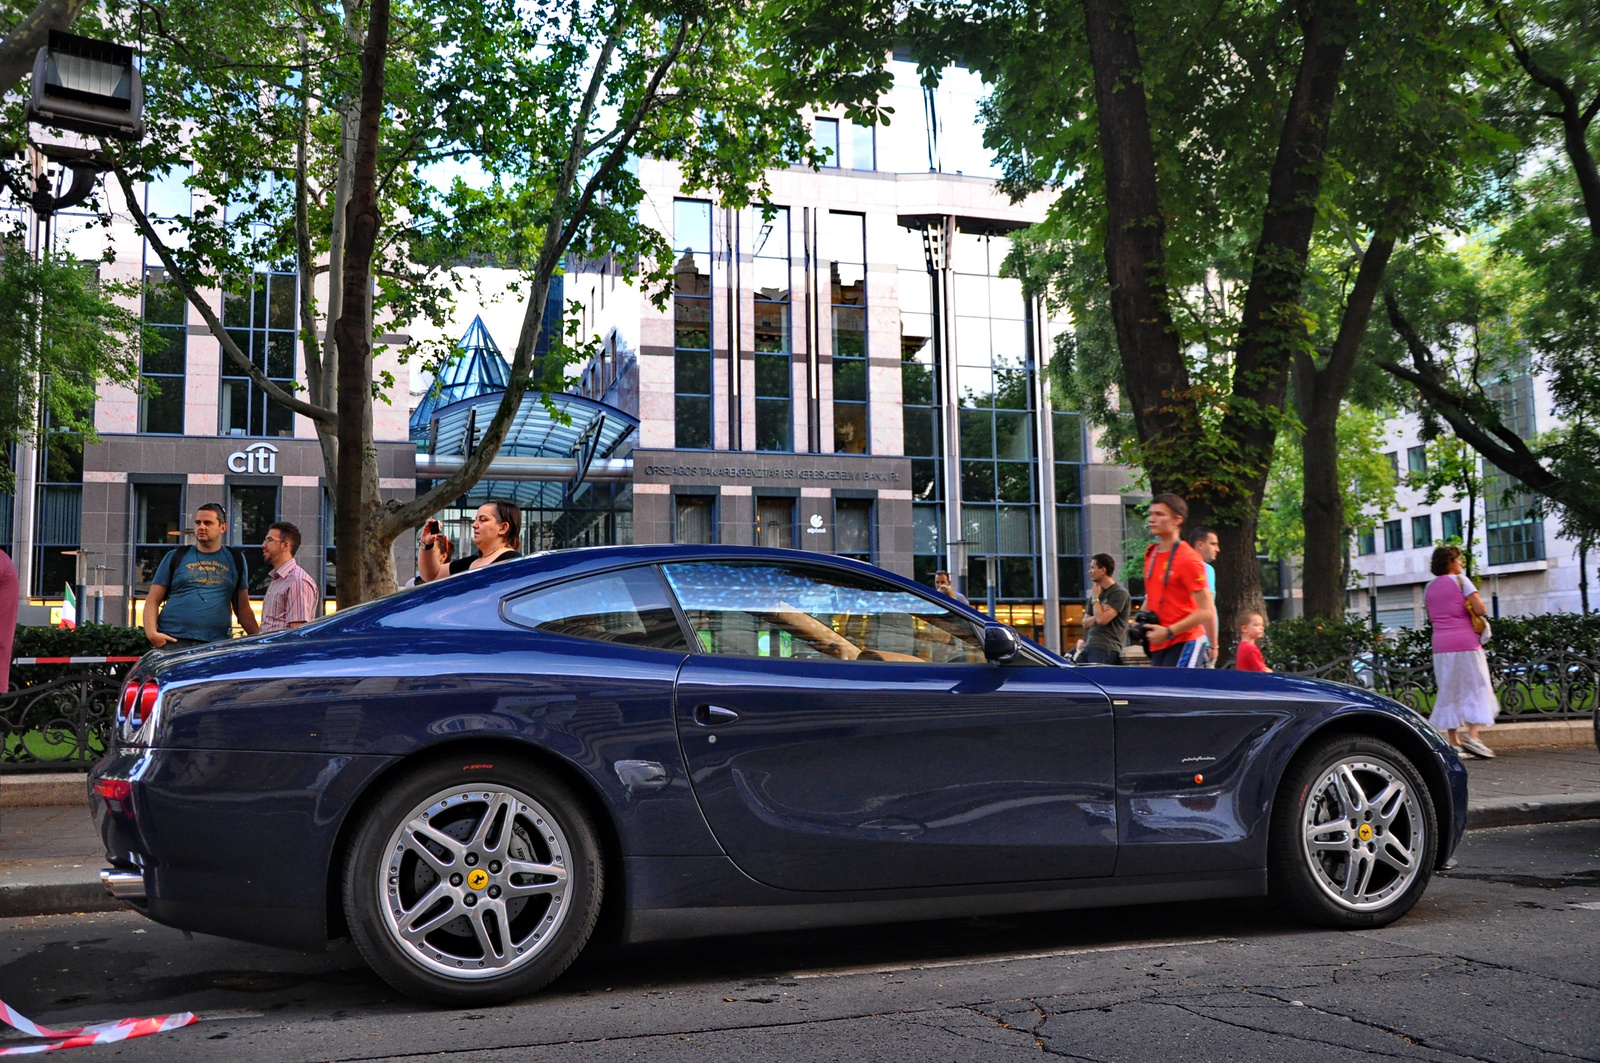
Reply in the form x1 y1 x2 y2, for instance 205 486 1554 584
260 522 319 632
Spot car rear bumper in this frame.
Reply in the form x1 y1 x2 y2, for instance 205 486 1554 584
90 745 396 950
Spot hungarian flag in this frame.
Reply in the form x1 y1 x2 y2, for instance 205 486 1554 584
60 584 76 630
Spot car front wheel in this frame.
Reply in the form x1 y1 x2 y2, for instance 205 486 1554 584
343 756 603 1005
1270 734 1436 929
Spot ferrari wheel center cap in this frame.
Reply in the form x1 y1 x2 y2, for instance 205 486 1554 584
467 868 489 891
1357 823 1374 842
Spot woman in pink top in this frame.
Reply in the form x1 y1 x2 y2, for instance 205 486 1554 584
1423 545 1496 758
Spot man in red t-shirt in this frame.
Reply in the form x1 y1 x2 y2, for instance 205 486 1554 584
1141 493 1215 668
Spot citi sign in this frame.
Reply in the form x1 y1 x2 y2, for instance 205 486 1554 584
226 441 278 474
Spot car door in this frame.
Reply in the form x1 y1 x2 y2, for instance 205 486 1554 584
662 558 1117 892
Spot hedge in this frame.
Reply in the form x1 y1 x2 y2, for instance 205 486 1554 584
9 624 152 688
1263 612 1600 671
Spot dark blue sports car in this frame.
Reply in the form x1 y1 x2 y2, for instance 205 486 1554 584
90 545 1467 1005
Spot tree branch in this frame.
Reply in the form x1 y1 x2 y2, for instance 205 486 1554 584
0 0 88 97
381 7 677 532
114 167 336 425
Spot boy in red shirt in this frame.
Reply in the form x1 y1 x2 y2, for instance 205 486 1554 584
1236 610 1272 672
1141 493 1215 668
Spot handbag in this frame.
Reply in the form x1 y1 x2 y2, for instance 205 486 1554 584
1456 575 1490 643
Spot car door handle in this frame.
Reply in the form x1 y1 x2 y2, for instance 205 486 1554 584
693 704 740 726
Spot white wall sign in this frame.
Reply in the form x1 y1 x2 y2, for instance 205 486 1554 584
227 441 278 474
805 513 828 535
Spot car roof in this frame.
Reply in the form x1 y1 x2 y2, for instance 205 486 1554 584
310 544 1006 636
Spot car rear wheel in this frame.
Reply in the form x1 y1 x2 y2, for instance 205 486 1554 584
1270 734 1436 929
343 756 603 1005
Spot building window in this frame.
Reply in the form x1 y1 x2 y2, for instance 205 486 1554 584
1411 514 1433 548
1384 451 1399 477
133 483 184 591
899 225 942 587
752 209 792 451
1485 467 1545 565
813 117 839 167
1383 519 1403 552
140 269 185 434
849 121 876 171
672 200 713 450
221 271 297 437
675 494 715 545
1406 445 1426 474
1441 509 1463 542
229 485 278 595
1357 527 1376 555
755 496 794 548
34 426 82 597
826 212 868 453
954 230 1035 605
835 497 873 562
1054 411 1085 602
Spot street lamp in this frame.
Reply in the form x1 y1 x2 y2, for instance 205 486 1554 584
27 31 144 141
1367 569 1379 630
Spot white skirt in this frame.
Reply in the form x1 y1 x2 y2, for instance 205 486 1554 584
1431 650 1498 731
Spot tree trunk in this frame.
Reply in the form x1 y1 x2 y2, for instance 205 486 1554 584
1298 227 1399 619
1081 0 1192 490
1213 0 1355 635
330 0 389 608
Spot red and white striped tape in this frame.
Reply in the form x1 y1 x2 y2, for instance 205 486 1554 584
10 657 142 666
0 998 196 1054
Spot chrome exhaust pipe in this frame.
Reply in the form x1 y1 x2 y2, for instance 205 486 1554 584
99 868 145 901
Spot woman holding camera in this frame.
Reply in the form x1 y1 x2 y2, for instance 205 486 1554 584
1425 545 1496 758
419 501 522 582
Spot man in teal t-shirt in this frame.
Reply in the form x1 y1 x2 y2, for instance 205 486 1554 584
144 503 260 648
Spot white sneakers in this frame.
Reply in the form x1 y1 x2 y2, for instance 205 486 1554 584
1458 735 1496 759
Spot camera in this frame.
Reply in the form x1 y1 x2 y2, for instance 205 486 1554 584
1126 609 1161 649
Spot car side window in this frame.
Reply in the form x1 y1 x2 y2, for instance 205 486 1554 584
503 567 689 651
659 560 985 663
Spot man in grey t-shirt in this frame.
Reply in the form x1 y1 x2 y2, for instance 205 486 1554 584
1079 553 1132 665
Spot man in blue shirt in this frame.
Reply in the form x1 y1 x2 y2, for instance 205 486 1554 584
143 503 260 648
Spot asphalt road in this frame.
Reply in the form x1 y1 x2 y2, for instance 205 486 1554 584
1 821 1596 1062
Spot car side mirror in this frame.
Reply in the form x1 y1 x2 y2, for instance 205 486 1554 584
983 623 1020 663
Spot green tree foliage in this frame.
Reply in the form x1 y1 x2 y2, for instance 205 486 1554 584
1375 1 1600 551
1259 404 1397 567
0 235 143 494
83 0 890 602
908 0 1496 634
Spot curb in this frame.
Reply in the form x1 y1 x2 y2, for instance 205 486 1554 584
0 773 88 809
1465 792 1600 831
0 882 126 919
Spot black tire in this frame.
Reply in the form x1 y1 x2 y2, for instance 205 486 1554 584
1269 734 1437 929
342 755 603 1005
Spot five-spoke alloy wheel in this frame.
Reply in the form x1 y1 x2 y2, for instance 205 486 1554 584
344 756 602 1005
1270 735 1437 929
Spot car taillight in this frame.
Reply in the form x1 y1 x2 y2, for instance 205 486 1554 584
116 677 161 744
93 779 131 802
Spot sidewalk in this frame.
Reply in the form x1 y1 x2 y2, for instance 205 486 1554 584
0 736 1595 920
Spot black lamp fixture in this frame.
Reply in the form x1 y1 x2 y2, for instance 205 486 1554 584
22 30 145 218
26 30 144 141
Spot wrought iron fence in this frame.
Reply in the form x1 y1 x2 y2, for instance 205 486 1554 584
1275 651 1598 722
0 674 123 773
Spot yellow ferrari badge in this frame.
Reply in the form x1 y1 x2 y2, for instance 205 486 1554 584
467 868 489 890
1357 823 1374 842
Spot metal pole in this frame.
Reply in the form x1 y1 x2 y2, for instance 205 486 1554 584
1368 571 1378 630
13 151 46 601
985 555 998 620
1031 293 1060 653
